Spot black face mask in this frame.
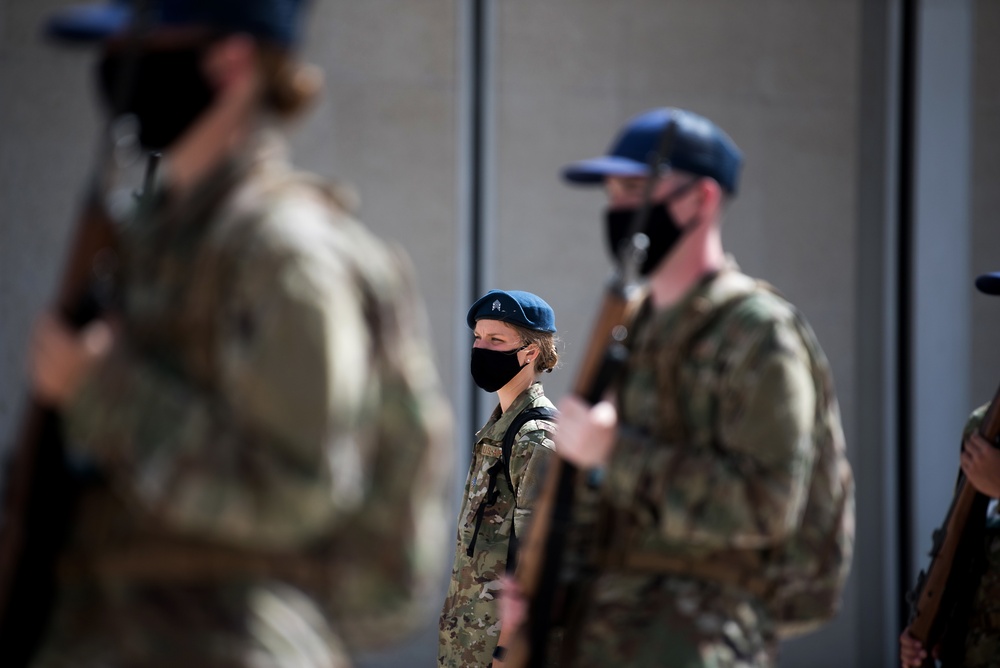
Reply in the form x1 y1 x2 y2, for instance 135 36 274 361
604 202 684 276
603 182 700 276
98 47 216 151
471 345 528 393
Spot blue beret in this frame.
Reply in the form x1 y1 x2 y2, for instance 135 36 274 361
46 0 308 47
976 272 1000 295
562 107 743 195
467 290 556 333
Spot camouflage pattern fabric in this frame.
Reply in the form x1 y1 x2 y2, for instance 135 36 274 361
944 406 1000 668
31 131 453 668
963 523 1000 668
439 382 556 667
563 573 773 667
559 267 851 667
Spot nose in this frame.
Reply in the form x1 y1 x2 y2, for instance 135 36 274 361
608 190 646 209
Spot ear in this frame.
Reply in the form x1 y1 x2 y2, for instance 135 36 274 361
677 178 722 226
202 34 258 91
698 178 723 217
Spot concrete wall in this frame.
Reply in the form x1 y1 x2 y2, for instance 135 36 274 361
0 0 103 445
908 0 976 645
971 0 1000 402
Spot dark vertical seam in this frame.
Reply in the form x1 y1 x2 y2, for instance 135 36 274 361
897 0 919 634
468 0 489 434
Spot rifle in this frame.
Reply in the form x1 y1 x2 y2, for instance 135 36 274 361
505 122 678 668
0 187 119 665
0 10 161 661
906 385 1000 666
0 134 158 663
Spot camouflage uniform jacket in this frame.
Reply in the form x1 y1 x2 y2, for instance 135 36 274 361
32 133 453 668
560 267 847 668
439 382 556 667
941 406 1000 668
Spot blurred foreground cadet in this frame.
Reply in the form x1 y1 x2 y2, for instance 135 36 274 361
526 108 855 666
439 290 558 667
26 0 453 666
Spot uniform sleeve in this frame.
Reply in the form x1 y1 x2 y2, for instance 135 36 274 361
64 202 375 550
963 405 988 440
603 315 817 551
960 405 990 497
508 421 556 537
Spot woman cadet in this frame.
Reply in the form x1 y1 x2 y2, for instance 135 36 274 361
439 290 559 667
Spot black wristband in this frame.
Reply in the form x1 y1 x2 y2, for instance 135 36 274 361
492 645 507 660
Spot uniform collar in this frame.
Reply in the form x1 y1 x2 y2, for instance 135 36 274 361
475 381 546 441
150 126 291 230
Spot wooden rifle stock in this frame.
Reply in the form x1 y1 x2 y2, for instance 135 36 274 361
0 187 121 666
505 280 639 668
907 383 1000 665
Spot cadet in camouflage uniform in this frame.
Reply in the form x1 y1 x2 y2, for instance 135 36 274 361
540 108 853 667
439 290 558 667
958 398 1000 668
901 273 1000 668
27 1 452 666
901 405 1000 668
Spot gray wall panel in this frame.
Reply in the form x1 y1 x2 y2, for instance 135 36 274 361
909 0 975 641
971 0 1000 405
292 0 460 398
0 0 102 449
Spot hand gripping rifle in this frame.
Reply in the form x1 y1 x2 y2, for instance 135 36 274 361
0 10 158 663
906 386 1000 666
504 122 678 668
